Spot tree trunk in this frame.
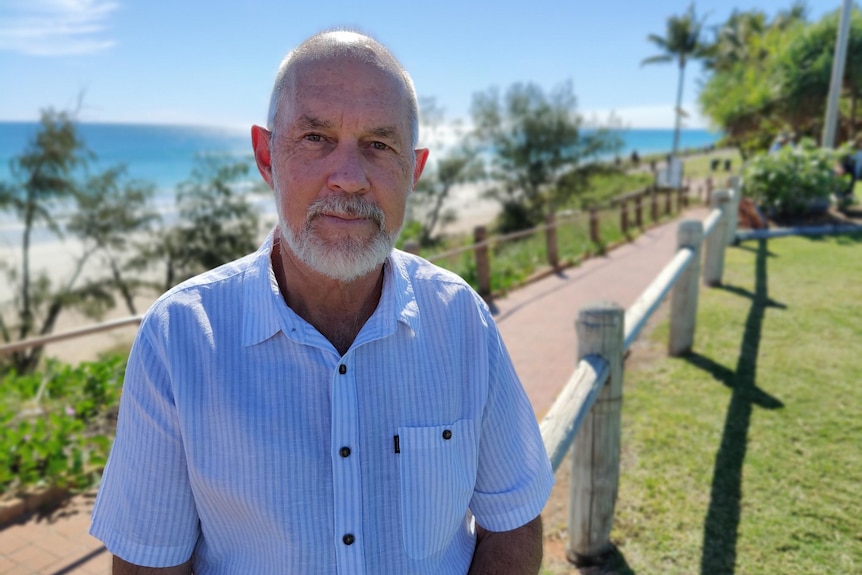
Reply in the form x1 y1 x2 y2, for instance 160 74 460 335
672 57 687 159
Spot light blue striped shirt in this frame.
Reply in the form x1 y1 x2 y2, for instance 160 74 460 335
90 232 553 574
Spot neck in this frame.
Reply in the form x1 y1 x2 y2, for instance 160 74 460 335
272 235 385 355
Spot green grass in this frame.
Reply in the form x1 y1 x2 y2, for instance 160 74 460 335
682 148 743 179
605 234 862 574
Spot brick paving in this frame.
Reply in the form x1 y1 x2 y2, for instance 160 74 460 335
0 207 707 573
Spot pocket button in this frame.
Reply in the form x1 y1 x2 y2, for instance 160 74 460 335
442 429 452 440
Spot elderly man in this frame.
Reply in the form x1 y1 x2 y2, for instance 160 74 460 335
91 30 553 574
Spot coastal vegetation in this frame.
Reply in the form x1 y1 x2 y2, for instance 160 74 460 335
0 110 266 375
698 2 862 157
641 2 710 159
470 81 622 232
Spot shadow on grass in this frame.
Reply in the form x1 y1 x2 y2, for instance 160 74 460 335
684 239 785 575
570 543 636 575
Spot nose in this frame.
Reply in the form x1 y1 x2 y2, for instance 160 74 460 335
326 142 370 194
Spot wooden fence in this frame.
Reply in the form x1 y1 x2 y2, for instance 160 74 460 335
538 181 739 565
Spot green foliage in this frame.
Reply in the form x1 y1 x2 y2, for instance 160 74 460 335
0 355 125 495
471 81 621 232
700 5 862 155
642 2 709 68
411 98 484 246
642 2 709 157
143 154 264 290
741 139 849 215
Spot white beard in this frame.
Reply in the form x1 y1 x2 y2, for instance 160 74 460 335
274 179 400 283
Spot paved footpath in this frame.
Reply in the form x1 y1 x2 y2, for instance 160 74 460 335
0 207 707 574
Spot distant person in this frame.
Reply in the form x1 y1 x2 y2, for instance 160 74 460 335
838 140 862 198
630 149 640 166
769 133 793 154
90 29 553 575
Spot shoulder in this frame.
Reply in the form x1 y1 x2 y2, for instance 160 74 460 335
142 246 265 334
391 249 489 310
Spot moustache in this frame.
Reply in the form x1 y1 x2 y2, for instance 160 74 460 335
306 195 386 229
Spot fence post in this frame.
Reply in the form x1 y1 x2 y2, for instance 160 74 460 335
474 225 492 299
650 189 659 222
725 176 741 246
635 194 643 228
703 190 730 287
677 186 685 211
705 176 714 204
620 201 628 236
568 302 625 565
546 213 559 269
589 208 600 245
664 189 672 215
669 220 704 356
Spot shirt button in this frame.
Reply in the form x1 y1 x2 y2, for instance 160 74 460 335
340 446 351 458
442 429 452 440
343 534 355 545
339 365 347 375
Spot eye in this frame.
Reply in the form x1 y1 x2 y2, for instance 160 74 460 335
304 134 324 142
370 141 390 151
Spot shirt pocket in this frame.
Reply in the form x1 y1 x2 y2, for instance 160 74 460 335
397 419 478 559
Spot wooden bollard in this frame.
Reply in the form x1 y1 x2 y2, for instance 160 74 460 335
568 302 625 565
545 213 559 269
635 195 643 228
589 208 600 245
669 220 704 356
474 225 492 299
703 190 730 286
620 201 628 235
650 190 659 222
725 176 741 246
706 177 714 204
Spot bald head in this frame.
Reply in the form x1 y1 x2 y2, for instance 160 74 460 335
267 30 419 148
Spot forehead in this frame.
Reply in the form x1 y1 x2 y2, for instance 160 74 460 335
279 56 410 134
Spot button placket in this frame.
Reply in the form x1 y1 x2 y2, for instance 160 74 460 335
331 356 364 571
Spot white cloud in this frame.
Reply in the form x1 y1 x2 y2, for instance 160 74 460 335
0 0 118 56
581 103 710 130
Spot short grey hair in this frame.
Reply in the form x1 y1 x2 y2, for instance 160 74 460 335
266 29 419 148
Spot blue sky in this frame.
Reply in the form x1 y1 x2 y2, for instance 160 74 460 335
0 0 843 131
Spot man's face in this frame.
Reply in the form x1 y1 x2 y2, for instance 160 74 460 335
266 55 425 282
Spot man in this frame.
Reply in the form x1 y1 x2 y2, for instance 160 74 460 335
91 30 553 574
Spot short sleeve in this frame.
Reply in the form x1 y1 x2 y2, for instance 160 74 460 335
89 320 200 567
468 315 554 532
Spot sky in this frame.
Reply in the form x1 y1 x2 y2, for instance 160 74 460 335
0 0 846 133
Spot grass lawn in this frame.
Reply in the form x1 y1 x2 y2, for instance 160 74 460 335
550 233 862 574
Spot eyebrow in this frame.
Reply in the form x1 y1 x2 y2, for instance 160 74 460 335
296 115 334 130
296 115 401 142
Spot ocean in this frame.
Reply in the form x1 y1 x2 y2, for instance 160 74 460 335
0 121 721 245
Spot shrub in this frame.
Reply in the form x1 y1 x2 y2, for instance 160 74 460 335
741 138 849 216
0 355 125 495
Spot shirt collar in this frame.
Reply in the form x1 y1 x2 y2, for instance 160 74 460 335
241 232 421 347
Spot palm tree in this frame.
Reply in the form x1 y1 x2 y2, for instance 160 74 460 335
642 3 709 160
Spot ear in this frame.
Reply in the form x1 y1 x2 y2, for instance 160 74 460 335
251 125 274 188
412 148 430 190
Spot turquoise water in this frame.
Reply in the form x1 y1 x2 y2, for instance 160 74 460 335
0 121 720 245
1 121 721 193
